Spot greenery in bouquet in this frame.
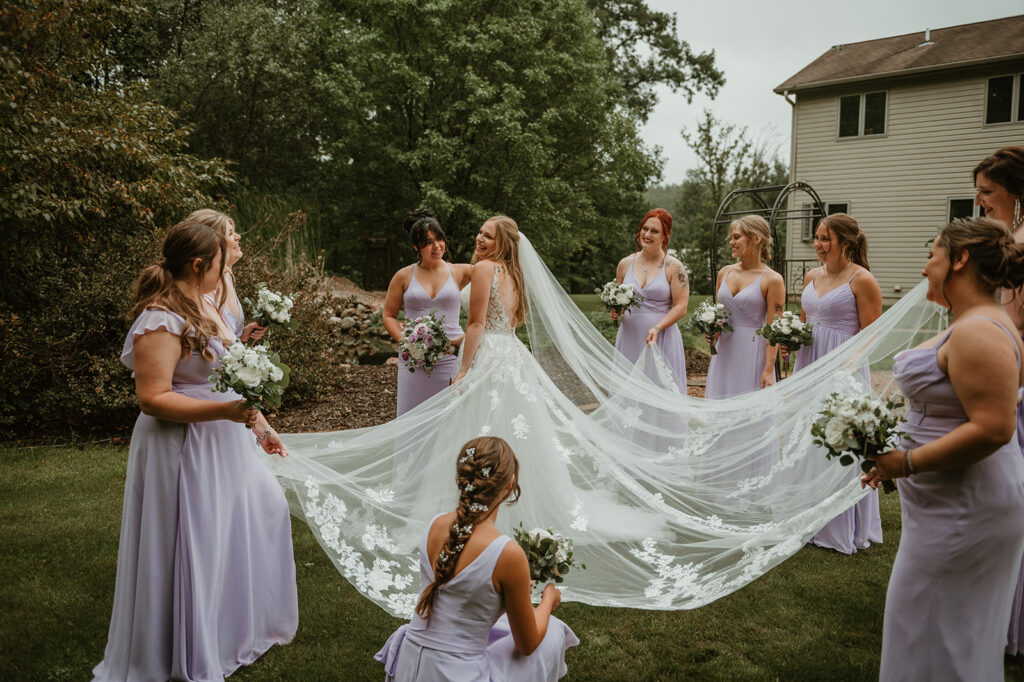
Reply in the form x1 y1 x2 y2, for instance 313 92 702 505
685 300 733 355
755 311 813 372
811 392 908 494
513 524 585 585
595 280 644 326
398 311 450 377
210 340 291 416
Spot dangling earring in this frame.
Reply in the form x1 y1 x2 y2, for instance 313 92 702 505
1014 198 1023 232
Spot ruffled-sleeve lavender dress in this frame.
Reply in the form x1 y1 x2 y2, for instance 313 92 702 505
614 255 687 390
881 318 1024 681
397 264 464 416
375 518 579 681
705 267 772 399
92 309 298 682
793 269 883 554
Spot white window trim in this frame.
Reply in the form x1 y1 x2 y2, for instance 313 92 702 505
801 201 853 242
947 196 981 221
836 91 888 140
983 73 1023 126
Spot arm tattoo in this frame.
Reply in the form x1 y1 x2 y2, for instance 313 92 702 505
774 303 784 313
676 263 689 290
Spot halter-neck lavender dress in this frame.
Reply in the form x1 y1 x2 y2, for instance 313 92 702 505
375 518 579 681
614 255 687 390
881 318 1024 681
397 264 464 416
93 309 297 682
794 269 882 554
705 267 773 399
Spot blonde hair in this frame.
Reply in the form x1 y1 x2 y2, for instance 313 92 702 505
473 215 529 326
415 437 520 620
186 208 234 237
731 215 773 261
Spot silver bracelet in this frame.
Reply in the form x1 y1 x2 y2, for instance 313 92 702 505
904 448 916 475
256 426 271 445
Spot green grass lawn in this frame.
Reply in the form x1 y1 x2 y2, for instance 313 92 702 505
4 444 1024 680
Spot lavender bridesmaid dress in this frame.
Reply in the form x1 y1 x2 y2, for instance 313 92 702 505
794 269 883 554
397 264 464 416
375 518 579 681
881 318 1024 681
93 309 298 682
999 287 1024 655
705 267 773 399
614 255 687 389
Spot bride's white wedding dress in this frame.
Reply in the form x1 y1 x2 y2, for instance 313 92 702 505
274 234 945 616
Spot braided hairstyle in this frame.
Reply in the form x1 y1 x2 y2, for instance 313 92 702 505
936 217 1024 297
819 213 869 270
415 436 521 619
403 207 448 264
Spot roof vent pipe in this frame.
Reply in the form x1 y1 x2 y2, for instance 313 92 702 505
920 28 934 46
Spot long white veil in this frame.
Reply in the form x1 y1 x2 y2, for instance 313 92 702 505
274 233 944 617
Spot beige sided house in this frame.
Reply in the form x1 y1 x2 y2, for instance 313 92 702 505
775 15 1024 300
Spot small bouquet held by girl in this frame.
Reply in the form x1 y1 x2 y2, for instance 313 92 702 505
210 340 291 423
810 390 907 494
513 524 585 593
399 311 450 376
685 300 732 355
596 280 644 326
244 283 296 343
755 310 813 374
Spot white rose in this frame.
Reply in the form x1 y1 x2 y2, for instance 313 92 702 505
269 365 284 382
780 324 792 335
715 303 725 310
700 310 717 324
235 365 263 388
228 342 246 361
824 417 847 449
242 349 260 368
791 319 804 330
837 403 857 420
408 345 425 360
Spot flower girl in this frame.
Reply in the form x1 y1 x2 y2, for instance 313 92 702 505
376 437 579 681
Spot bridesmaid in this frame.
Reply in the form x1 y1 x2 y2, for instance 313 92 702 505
382 209 471 416
186 208 266 342
794 213 884 554
93 221 297 681
611 209 690 389
375 437 579 680
705 215 785 399
862 217 1024 681
971 146 1024 656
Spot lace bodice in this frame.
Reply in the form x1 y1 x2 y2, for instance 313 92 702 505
459 264 515 335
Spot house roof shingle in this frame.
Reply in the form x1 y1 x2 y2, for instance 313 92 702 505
775 15 1024 93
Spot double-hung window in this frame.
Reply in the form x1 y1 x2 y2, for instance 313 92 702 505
838 92 887 137
985 74 1024 124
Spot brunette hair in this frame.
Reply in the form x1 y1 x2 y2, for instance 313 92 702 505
415 437 521 619
473 215 528 326
973 147 1024 198
129 221 228 360
634 208 673 254
731 215 773 261
819 213 869 270
935 217 1024 294
403 208 448 263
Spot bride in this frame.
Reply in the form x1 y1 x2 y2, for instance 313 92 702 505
275 215 946 617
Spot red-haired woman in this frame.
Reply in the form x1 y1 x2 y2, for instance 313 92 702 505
611 209 690 389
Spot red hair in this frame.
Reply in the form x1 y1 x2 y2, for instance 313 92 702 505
635 209 673 253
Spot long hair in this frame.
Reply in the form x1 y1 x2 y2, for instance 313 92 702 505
973 146 1024 198
475 215 528 327
819 213 869 270
129 221 228 360
403 207 449 263
186 208 234 304
634 208 673 254
731 215 773 262
936 218 1024 299
415 437 521 620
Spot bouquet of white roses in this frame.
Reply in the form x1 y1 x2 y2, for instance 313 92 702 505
685 300 733 355
810 392 907 494
399 311 450 377
755 311 813 373
595 280 644 326
210 340 291 418
244 283 296 333
513 524 585 586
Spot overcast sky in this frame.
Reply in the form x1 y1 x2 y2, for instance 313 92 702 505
643 0 1024 185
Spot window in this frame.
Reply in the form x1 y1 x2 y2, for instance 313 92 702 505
948 198 980 222
801 202 851 241
838 92 886 137
985 74 1024 124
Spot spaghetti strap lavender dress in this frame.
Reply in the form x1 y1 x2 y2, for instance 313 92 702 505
397 264 464 416
92 309 298 682
375 518 578 681
793 270 882 554
881 318 1024 681
705 268 772 399
998 285 1024 655
614 256 687 390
